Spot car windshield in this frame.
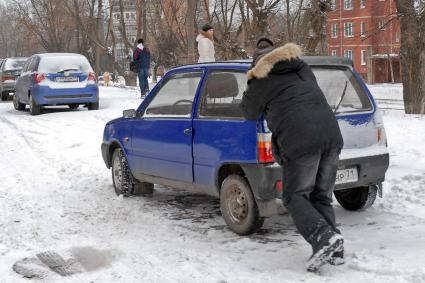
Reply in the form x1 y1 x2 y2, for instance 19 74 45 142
312 67 372 113
4 58 27 70
38 55 93 73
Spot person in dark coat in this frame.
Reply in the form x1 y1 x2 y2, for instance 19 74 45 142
133 38 151 97
240 42 345 272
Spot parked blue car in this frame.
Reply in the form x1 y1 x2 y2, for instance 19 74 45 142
14 53 99 115
101 57 389 235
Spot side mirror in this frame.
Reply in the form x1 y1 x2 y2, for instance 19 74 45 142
123 109 137 119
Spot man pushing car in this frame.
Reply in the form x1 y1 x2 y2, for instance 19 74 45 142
240 39 345 272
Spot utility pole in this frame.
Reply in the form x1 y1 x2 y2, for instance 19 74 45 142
95 0 104 75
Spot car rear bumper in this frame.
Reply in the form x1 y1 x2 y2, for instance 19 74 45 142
1 82 16 92
241 153 389 216
32 85 99 105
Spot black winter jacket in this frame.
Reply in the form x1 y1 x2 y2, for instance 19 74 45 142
240 43 343 162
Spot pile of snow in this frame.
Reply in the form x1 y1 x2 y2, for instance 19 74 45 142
0 85 424 282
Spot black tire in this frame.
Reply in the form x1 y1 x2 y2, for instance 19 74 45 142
334 186 378 211
13 94 26 111
88 102 99 110
220 175 264 235
111 148 154 196
1 91 9 101
68 104 79 109
29 95 41 115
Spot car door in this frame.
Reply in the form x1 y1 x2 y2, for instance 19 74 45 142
130 70 204 183
15 58 30 101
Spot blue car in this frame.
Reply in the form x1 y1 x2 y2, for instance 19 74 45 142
14 53 99 115
101 57 389 235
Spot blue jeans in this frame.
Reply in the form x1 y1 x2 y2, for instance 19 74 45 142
138 69 149 95
281 148 341 249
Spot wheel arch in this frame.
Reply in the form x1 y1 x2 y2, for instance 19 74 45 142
216 163 246 193
106 140 127 168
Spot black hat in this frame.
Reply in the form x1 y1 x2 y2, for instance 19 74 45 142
201 23 213 32
256 38 274 48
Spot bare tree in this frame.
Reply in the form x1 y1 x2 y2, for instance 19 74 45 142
395 0 425 114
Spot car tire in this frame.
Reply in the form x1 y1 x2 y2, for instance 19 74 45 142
88 102 99 110
111 147 154 197
220 175 264 235
29 95 41 115
13 94 26 111
334 185 378 211
68 104 79 109
1 91 9 101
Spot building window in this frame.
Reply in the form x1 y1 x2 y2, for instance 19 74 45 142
344 0 353 10
332 23 338 38
360 0 366 8
360 22 366 37
330 0 337 10
395 32 400 42
344 50 353 60
331 50 337 57
361 50 367 65
378 20 386 30
344 23 354 37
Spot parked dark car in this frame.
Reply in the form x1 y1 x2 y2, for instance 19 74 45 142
0 57 27 101
101 57 390 235
14 53 99 115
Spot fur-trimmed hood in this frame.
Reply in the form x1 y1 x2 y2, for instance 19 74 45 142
247 43 303 80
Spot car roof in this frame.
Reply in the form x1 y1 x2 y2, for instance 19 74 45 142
172 56 353 71
34 53 86 58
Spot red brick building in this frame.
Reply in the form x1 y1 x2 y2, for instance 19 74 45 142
326 0 401 83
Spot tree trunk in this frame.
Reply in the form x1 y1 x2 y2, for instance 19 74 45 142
186 0 196 64
395 0 425 114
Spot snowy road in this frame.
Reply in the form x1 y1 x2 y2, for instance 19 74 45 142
1 85 425 282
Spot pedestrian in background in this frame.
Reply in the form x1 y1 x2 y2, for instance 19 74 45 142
241 41 345 272
133 38 151 97
196 24 215 63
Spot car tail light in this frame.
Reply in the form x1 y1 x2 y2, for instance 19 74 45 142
275 180 283 192
34 73 45 84
377 126 387 147
257 133 274 163
88 72 96 82
2 76 14 82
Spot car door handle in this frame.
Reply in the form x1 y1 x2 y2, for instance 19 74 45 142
183 128 192 136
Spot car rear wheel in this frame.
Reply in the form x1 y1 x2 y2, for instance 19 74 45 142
13 94 26 111
111 148 153 196
29 95 41 115
68 104 79 109
1 91 9 101
220 175 264 235
334 185 378 211
88 102 99 110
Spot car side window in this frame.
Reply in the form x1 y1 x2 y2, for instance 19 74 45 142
22 58 32 73
28 57 37 72
198 70 247 119
144 71 202 118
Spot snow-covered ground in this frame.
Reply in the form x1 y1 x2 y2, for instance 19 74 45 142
0 84 424 283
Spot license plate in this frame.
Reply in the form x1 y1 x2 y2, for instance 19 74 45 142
56 76 78 82
335 167 358 184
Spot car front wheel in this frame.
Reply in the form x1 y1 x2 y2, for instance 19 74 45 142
111 148 153 196
13 94 26 111
220 175 264 235
334 185 378 211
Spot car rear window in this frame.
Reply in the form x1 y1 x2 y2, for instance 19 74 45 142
4 59 27 70
38 55 93 73
312 67 372 113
